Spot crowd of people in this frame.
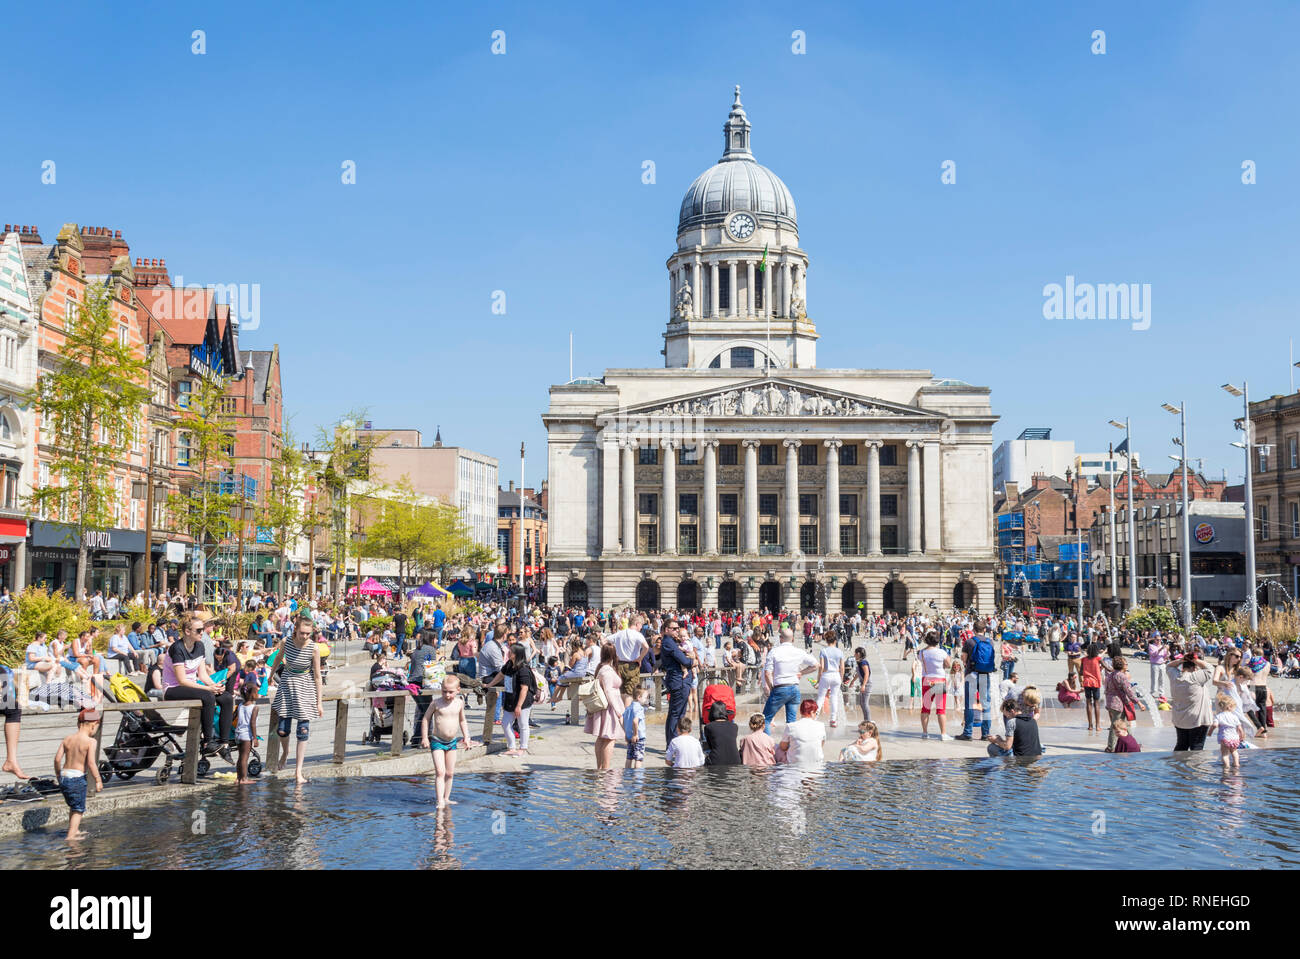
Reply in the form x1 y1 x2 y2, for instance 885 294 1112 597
3 586 1298 830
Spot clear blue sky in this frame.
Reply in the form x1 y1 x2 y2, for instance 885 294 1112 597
6 0 1298 487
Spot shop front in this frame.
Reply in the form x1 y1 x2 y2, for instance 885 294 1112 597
0 516 27 591
29 522 151 598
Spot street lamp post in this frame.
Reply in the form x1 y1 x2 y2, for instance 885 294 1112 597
1224 382 1258 632
519 442 525 601
351 513 366 607
1109 418 1138 613
1107 441 1118 617
1162 402 1193 629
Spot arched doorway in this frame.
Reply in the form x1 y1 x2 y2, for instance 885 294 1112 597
800 581 827 615
718 580 740 611
759 581 781 614
677 579 700 611
953 581 976 611
636 580 660 611
841 579 865 613
563 579 588 608
883 580 908 615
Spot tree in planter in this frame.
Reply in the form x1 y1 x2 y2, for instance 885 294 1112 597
260 428 309 596
169 375 240 602
26 283 150 601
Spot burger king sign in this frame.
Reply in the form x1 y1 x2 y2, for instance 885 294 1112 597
1193 522 1215 545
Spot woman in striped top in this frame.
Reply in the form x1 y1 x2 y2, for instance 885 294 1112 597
272 616 323 785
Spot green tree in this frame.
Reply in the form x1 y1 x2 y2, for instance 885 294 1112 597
312 410 385 595
421 503 498 584
261 427 309 595
169 375 240 601
358 479 439 586
26 283 150 600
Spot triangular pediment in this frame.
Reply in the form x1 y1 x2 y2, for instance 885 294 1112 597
603 377 944 420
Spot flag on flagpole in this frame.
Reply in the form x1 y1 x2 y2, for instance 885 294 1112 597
758 244 768 272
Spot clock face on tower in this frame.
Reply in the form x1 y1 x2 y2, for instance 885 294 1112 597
726 212 756 241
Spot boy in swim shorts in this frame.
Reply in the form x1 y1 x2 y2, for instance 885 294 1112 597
420 674 474 808
54 708 104 840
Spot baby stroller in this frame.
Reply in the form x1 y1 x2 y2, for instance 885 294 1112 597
362 668 414 746
99 675 189 786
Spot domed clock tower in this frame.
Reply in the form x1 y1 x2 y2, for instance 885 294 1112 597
665 87 817 370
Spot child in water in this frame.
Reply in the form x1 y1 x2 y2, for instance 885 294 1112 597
1211 691 1251 772
838 721 883 762
53 708 104 840
421 674 475 808
235 679 260 784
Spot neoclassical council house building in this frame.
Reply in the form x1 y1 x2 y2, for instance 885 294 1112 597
544 88 997 616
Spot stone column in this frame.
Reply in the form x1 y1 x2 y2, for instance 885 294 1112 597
728 261 738 318
922 441 941 555
702 440 719 556
621 441 636 553
601 433 619 555
783 260 793 317
742 439 760 555
669 268 676 316
783 439 801 555
824 440 842 556
764 260 773 317
692 258 702 318
867 441 882 555
710 262 720 318
906 440 922 555
746 262 756 317
661 440 677 556
13 539 27 592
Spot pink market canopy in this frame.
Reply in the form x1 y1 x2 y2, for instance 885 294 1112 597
348 577 391 597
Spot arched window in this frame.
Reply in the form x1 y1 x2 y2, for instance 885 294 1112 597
636 580 660 611
563 580 588 608
0 414 11 442
883 581 908 614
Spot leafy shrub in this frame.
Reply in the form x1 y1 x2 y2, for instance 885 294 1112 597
1124 605 1177 635
0 606 21 669
13 587 95 649
1195 614 1224 638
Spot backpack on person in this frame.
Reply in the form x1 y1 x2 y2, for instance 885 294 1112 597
971 636 996 674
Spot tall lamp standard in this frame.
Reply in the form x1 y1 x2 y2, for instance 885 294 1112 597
1223 382 1258 632
1161 402 1193 629
1109 418 1138 613
1106 441 1119 618
351 510 366 605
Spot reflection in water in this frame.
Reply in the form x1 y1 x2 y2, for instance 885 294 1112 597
1 750 1298 869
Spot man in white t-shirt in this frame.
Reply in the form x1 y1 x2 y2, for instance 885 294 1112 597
762 628 818 734
611 615 650 707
